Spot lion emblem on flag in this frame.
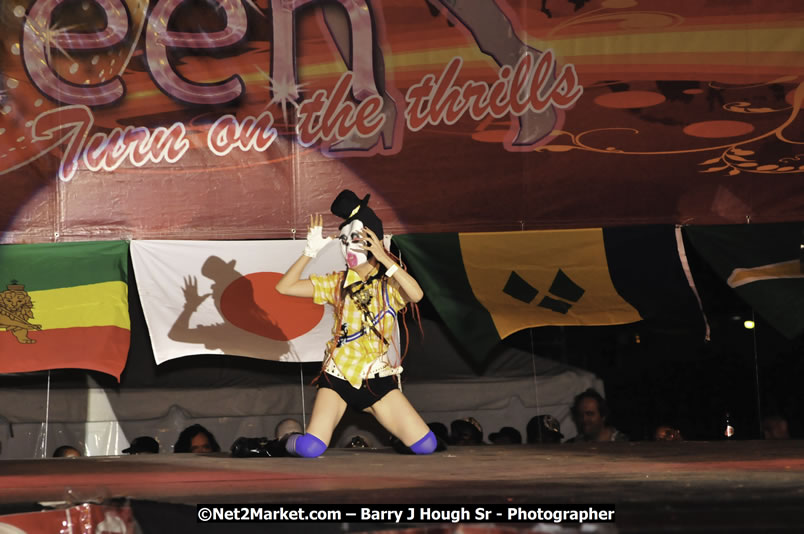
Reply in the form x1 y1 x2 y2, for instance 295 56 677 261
0 282 41 344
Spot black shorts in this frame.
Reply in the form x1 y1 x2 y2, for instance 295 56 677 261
318 373 398 411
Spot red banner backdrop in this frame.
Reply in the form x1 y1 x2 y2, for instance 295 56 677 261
1 0 802 243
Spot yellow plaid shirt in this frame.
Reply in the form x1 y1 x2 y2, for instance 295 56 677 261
311 268 406 388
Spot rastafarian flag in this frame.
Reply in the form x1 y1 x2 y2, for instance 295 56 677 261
0 241 130 379
685 223 804 339
394 226 703 363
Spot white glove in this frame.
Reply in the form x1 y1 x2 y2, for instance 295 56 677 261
303 218 332 258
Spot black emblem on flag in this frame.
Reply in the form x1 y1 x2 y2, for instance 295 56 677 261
547 269 585 302
503 271 539 303
504 269 585 314
538 295 573 314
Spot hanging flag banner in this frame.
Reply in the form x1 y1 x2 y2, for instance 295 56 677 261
130 239 345 364
0 240 130 379
395 226 703 362
685 222 804 339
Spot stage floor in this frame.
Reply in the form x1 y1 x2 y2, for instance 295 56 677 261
2 441 804 533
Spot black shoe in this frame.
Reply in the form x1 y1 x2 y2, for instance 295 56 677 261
390 436 413 455
230 437 288 457
435 436 449 452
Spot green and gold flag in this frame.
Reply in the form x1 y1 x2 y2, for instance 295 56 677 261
685 223 804 339
0 241 130 379
395 226 702 363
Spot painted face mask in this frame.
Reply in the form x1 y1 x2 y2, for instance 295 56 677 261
339 219 368 268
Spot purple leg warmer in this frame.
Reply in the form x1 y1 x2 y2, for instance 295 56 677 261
410 430 437 455
286 433 327 458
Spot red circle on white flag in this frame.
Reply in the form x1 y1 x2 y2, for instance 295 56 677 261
220 272 323 340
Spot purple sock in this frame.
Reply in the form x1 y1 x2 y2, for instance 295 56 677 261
410 431 437 455
285 433 327 458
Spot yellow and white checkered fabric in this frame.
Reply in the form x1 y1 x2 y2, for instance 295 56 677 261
311 269 406 389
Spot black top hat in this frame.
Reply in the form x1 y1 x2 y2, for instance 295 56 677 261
330 189 383 240
122 436 160 454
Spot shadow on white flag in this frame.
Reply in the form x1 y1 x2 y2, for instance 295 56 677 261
131 240 345 364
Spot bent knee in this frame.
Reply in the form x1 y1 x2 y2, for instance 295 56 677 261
410 430 437 455
287 433 328 458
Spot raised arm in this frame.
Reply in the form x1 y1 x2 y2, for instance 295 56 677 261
275 214 331 298
362 227 424 303
275 255 314 298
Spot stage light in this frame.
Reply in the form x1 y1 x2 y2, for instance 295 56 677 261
743 320 755 330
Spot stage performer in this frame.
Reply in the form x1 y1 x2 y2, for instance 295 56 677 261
275 190 437 457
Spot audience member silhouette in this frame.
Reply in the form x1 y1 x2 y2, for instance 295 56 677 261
762 415 790 440
122 436 160 454
174 424 221 453
526 415 564 444
567 388 628 442
488 426 522 445
450 417 483 445
53 445 81 458
653 424 683 441
345 435 372 448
